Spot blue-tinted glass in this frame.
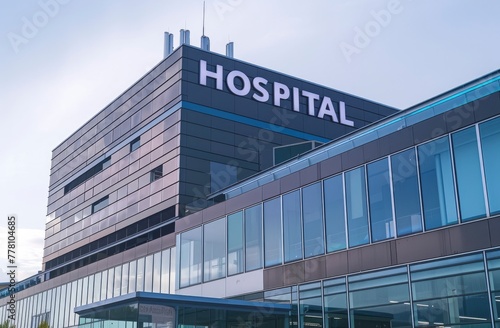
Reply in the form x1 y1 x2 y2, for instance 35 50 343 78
204 218 226 281
264 198 282 267
391 149 422 236
179 227 202 287
227 211 244 275
210 161 238 193
480 117 500 215
130 137 140 152
345 167 369 247
367 159 394 242
302 183 325 258
452 127 486 221
245 204 263 271
418 136 458 230
324 175 346 252
283 190 303 262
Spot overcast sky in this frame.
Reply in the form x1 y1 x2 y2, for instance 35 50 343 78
1 0 499 281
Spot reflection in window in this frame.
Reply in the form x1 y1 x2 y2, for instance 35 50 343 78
150 165 163 182
128 260 136 293
245 204 263 271
264 198 282 267
411 253 489 327
153 252 161 293
210 161 238 193
486 250 500 325
367 158 394 242
324 175 346 252
452 127 486 221
346 167 369 247
391 149 422 236
136 258 145 292
91 196 109 214
418 136 458 230
227 211 244 276
179 227 202 287
302 182 325 257
299 282 323 328
324 278 348 328
130 136 140 152
203 218 226 281
160 249 170 293
480 117 500 215
283 190 303 262
144 255 153 292
349 267 411 328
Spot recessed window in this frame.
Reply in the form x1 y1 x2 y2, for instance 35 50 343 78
130 137 141 152
64 156 111 194
92 196 109 214
150 165 163 182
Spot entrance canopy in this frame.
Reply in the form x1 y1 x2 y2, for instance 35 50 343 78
75 292 293 327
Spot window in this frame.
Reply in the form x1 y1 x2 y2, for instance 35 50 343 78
130 136 141 152
302 182 325 258
324 175 346 252
391 148 422 236
227 211 244 275
179 227 202 287
91 196 109 214
367 158 394 242
245 204 263 271
345 167 369 247
418 136 458 230
64 156 111 194
264 198 282 267
452 127 486 221
150 165 163 182
479 117 500 215
283 190 302 262
203 218 226 282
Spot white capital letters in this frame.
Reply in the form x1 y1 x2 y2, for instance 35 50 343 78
227 70 251 96
318 96 339 123
273 82 290 107
302 90 319 116
252 77 269 102
200 60 223 90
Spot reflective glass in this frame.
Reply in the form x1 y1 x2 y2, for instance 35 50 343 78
480 117 500 214
411 254 489 327
302 182 325 257
227 211 244 275
107 267 114 299
94 272 101 302
87 275 94 305
153 252 161 292
324 278 348 328
264 198 282 267
136 258 145 291
299 284 323 328
283 190 303 262
345 167 369 247
418 136 458 230
179 227 202 287
452 127 486 221
324 175 346 252
245 204 263 271
160 249 170 293
128 260 136 293
121 263 129 295
144 255 153 292
367 158 394 242
391 149 422 236
210 161 238 193
204 218 226 281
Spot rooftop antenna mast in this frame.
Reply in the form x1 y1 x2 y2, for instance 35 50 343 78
201 1 210 50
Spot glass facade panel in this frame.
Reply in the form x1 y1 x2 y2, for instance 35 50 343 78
418 136 458 230
161 249 170 293
346 167 369 247
391 149 422 236
452 127 486 221
349 268 411 328
367 158 394 242
144 254 153 292
324 175 346 252
283 190 303 262
299 283 323 328
179 226 202 287
227 211 244 275
136 258 145 292
264 198 283 267
101 269 108 300
204 217 226 281
411 254 489 327
128 260 137 293
245 204 263 271
324 278 348 328
479 117 500 214
107 267 114 299
153 252 161 293
302 182 325 258
487 250 500 326
94 272 101 302
87 274 94 305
